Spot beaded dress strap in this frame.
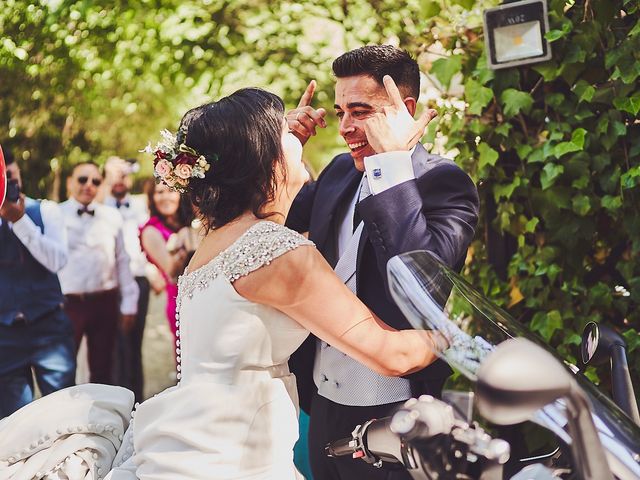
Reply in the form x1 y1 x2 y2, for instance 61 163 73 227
176 221 314 307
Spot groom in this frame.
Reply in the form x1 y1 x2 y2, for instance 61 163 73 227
286 45 479 479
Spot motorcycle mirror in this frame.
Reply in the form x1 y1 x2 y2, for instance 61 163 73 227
0 144 6 209
581 322 640 425
476 337 572 425
476 337 614 480
580 321 625 366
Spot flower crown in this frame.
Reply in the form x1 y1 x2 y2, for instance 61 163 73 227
141 129 215 194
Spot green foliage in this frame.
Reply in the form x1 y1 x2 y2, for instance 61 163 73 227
434 0 640 400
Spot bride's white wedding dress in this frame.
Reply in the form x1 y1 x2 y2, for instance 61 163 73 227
0 221 312 480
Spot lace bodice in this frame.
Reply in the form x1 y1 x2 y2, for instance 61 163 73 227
174 221 314 385
177 221 313 304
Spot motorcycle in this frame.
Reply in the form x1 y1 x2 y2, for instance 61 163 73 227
326 251 640 479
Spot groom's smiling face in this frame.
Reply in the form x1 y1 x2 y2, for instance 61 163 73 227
334 75 416 172
334 75 390 172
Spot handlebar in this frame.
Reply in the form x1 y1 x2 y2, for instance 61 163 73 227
325 395 510 478
325 435 355 457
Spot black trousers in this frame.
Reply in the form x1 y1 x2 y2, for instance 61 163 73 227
114 276 150 402
308 391 413 480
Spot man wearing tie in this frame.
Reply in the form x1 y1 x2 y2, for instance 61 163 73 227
59 162 139 385
286 45 479 479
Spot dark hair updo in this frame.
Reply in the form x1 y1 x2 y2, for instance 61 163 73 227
177 88 285 231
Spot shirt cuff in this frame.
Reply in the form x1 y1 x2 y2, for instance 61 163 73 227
10 214 39 243
363 151 415 195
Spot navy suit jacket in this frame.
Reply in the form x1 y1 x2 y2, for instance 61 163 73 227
286 144 479 413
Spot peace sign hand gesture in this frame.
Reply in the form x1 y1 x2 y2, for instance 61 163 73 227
363 75 437 154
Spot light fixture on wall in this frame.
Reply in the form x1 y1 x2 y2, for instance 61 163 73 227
484 0 552 70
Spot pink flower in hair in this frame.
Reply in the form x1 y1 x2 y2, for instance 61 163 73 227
155 159 173 178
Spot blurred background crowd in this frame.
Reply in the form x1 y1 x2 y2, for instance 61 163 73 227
1 149 202 417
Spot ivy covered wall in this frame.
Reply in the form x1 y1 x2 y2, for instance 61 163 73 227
430 0 639 391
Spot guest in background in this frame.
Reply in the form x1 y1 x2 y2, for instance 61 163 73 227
103 156 150 402
58 161 139 385
140 180 194 339
0 151 75 417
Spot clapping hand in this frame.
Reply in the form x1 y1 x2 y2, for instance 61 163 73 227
286 80 327 146
363 75 437 154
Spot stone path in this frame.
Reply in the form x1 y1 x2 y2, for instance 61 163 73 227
142 291 176 399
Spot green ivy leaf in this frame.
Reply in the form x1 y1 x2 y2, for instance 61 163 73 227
531 310 563 341
527 148 544 163
495 123 511 137
516 144 533 160
572 80 595 102
525 217 539 233
478 142 499 169
613 93 640 116
500 88 533 117
464 78 493 115
430 55 462 89
494 176 521 201
540 163 564 189
566 333 583 345
572 194 591 216
554 128 587 157
601 195 623 211
621 165 640 189
546 29 567 42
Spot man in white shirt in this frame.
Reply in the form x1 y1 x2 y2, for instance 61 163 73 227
103 156 150 402
286 45 479 479
0 151 76 417
59 161 139 385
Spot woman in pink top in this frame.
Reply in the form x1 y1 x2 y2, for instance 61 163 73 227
140 181 194 338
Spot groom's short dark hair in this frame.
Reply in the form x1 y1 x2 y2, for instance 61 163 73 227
332 45 420 100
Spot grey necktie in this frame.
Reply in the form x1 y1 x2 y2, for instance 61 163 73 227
338 176 372 292
352 175 371 232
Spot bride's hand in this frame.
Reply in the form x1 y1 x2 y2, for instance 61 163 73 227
363 75 437 154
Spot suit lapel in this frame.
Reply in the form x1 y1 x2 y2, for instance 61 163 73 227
355 145 428 292
312 164 362 259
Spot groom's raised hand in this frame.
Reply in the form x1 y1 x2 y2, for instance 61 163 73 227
363 75 437 154
286 80 327 146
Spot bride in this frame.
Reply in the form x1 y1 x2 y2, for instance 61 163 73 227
0 88 442 479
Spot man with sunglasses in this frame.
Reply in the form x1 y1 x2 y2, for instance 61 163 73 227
0 150 76 417
58 162 139 385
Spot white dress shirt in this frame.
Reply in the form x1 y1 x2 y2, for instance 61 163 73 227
104 194 149 278
58 198 139 315
0 199 68 273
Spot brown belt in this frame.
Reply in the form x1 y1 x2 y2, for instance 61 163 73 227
65 288 118 302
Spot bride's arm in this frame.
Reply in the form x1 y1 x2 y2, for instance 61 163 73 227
234 245 441 377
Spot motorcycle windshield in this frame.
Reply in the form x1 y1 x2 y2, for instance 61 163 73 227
387 250 640 479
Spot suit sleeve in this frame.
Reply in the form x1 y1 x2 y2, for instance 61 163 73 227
359 162 479 293
285 181 316 233
286 154 344 233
